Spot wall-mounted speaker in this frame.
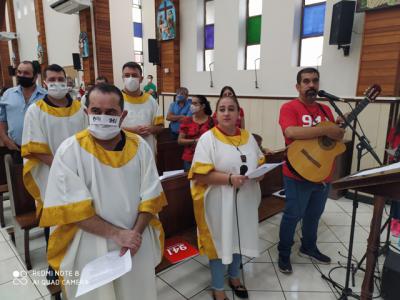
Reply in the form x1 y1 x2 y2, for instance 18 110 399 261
148 39 160 65
72 53 82 70
329 1 356 46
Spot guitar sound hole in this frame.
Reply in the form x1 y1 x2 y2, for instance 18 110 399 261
319 136 336 150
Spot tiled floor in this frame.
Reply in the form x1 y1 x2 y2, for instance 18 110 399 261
0 197 398 300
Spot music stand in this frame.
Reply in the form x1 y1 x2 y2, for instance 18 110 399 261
331 165 400 300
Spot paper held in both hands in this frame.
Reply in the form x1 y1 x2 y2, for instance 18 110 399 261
350 161 400 178
245 163 283 179
76 250 132 297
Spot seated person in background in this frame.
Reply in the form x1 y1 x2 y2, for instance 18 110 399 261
178 95 214 171
80 77 108 104
213 86 245 129
166 87 192 139
387 119 400 163
95 75 108 85
66 76 80 100
252 133 273 155
386 119 400 232
144 74 157 99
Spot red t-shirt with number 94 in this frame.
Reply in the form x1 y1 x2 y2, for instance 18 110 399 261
279 98 335 181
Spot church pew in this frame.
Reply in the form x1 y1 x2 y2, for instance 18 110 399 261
156 128 184 175
159 173 195 238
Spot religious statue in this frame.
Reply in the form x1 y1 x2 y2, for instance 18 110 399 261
37 44 44 64
79 32 89 58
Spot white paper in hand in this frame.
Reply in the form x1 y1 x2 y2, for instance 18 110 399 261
246 163 283 179
76 250 132 297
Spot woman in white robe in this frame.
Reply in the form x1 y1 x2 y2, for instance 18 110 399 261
189 96 265 300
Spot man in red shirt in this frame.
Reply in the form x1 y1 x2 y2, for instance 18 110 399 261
278 68 345 274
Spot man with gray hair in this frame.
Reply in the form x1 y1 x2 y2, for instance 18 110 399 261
166 87 192 139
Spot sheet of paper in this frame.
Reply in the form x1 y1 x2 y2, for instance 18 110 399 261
76 250 132 297
246 163 283 179
159 170 185 181
350 162 400 178
386 148 396 156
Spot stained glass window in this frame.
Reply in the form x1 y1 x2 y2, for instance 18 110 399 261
245 0 262 70
299 1 326 66
204 0 215 71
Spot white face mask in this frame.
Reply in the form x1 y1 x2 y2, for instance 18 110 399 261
88 114 121 140
47 82 69 100
124 77 140 92
190 104 200 114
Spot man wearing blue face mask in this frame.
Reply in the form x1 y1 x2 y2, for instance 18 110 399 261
166 87 192 139
41 83 166 300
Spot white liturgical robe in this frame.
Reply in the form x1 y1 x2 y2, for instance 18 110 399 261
189 127 265 264
21 98 87 217
40 130 167 300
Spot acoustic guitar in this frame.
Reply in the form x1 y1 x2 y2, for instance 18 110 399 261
286 84 382 182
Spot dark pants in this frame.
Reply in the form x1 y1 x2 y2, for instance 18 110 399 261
170 131 179 140
183 160 192 172
44 227 58 282
278 176 330 258
11 150 22 164
392 201 400 220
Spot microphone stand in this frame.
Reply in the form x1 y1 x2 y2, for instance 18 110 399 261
233 165 248 299
321 98 382 300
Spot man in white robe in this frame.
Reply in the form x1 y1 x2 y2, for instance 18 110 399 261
40 83 166 300
22 64 87 218
120 62 164 154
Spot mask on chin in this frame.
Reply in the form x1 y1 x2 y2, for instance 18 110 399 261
124 77 140 92
88 114 121 140
17 76 35 88
46 82 69 100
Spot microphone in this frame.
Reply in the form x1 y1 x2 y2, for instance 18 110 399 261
236 165 248 194
240 165 248 176
318 90 347 102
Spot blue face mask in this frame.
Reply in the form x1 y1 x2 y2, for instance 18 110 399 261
176 95 185 102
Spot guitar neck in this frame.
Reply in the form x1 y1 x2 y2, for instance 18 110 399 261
342 97 370 129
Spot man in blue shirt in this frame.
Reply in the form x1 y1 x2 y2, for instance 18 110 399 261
166 87 192 139
0 61 47 154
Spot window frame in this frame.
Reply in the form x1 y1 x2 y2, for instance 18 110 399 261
132 0 144 69
203 0 215 71
298 0 326 67
245 0 262 70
